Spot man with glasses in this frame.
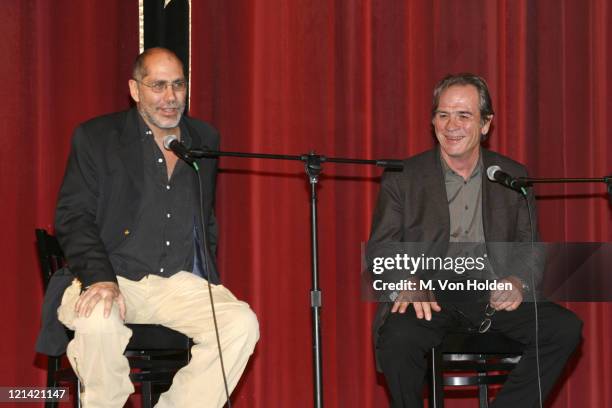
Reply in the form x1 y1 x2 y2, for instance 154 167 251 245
368 73 582 407
54 47 259 407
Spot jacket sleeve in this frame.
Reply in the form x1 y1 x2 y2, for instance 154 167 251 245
365 170 411 286
367 170 404 245
55 125 117 287
205 128 220 258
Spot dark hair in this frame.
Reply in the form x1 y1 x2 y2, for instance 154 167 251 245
431 73 494 137
132 47 183 80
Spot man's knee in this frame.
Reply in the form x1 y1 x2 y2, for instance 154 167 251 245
534 305 583 353
553 310 583 351
194 304 259 347
230 305 259 346
72 301 126 334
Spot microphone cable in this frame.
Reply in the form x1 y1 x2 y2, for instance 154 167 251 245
489 165 543 407
193 160 233 408
521 187 543 408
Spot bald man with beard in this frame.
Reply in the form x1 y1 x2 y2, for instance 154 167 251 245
54 48 259 408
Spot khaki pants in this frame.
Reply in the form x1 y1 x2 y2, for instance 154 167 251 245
58 272 259 408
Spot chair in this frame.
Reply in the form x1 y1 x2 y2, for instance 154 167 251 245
35 229 192 408
428 330 524 408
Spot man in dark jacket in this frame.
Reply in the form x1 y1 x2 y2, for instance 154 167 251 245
54 47 258 408
368 73 582 407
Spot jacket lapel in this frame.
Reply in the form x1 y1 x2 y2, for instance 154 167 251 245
116 108 145 197
427 148 451 241
182 115 202 150
481 149 501 242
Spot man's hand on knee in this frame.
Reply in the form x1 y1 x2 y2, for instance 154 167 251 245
75 281 126 320
391 288 441 321
489 276 523 311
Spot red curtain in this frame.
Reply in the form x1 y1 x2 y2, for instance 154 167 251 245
1 0 610 407
0 0 138 402
190 1 611 407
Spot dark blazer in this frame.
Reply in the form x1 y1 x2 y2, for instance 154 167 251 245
36 109 219 355
55 108 220 287
367 147 541 369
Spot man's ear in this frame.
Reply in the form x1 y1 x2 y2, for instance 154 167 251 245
481 114 493 135
128 79 140 103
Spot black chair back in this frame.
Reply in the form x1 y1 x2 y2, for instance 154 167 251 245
35 228 66 290
429 330 524 408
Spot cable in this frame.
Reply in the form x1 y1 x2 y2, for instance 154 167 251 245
523 188 543 408
194 161 232 408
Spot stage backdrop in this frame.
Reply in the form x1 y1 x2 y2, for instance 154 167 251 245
2 0 610 407
0 1 138 406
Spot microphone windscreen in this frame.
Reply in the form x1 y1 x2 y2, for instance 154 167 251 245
163 135 177 150
486 165 502 181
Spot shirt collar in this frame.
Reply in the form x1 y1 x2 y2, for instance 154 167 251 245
136 113 192 148
440 149 483 181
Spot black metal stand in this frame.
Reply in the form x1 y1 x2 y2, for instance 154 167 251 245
187 145 610 406
518 175 612 203
305 154 324 408
189 148 402 407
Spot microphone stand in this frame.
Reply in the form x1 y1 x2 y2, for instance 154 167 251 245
189 147 402 408
518 175 612 203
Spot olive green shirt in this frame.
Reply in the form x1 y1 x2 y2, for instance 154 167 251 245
441 155 485 244
441 154 492 281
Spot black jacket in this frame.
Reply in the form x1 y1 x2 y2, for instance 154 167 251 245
367 147 542 370
36 108 220 355
55 108 220 287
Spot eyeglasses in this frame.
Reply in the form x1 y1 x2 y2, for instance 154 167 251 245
134 79 187 93
478 303 496 333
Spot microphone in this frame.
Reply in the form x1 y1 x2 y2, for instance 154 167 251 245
486 165 529 192
163 135 194 165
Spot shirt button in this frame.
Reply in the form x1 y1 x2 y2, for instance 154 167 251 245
465 205 469 210
166 241 171 246
157 158 164 163
160 268 164 273
166 185 171 190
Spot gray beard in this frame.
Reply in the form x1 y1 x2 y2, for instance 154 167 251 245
139 105 185 130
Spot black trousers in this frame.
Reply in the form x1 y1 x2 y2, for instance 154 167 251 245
377 300 582 408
